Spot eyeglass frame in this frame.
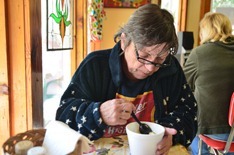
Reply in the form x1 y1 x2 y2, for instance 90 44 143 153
134 44 172 68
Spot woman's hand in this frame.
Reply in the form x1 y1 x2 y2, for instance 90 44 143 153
100 98 135 126
156 127 177 155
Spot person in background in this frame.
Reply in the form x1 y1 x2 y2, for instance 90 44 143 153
56 4 197 154
184 12 234 155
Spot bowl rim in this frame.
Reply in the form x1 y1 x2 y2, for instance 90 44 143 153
126 121 165 137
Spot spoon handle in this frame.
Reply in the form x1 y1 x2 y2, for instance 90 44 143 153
131 112 142 125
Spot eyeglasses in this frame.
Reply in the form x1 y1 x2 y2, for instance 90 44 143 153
134 44 172 68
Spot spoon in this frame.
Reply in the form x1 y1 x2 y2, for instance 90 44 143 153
131 112 154 134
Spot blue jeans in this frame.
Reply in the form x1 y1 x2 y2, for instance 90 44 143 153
190 135 234 155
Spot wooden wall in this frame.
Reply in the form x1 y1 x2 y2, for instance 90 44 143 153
0 0 33 148
0 0 10 147
0 0 87 148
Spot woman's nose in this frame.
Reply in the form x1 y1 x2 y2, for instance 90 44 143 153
144 64 158 72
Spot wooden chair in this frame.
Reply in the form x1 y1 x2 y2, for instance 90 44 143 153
198 92 234 155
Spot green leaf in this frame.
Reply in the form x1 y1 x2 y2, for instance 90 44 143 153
56 0 62 17
64 20 71 26
50 13 62 24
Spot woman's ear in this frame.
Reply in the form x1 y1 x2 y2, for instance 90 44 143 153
120 33 126 50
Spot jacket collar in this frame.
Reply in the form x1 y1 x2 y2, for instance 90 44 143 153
109 41 123 87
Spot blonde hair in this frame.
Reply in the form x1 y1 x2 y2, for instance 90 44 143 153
199 12 233 44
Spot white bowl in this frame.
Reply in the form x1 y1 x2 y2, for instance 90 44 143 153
126 122 165 155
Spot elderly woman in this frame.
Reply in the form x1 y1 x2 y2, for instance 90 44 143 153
184 12 234 155
56 4 197 154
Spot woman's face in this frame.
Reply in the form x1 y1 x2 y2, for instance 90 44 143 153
120 37 168 81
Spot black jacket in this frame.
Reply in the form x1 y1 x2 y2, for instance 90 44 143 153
56 42 197 147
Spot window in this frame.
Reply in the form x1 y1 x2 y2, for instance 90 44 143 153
41 0 72 127
160 0 180 32
211 0 234 34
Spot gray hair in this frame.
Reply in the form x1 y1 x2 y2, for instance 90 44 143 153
114 4 178 55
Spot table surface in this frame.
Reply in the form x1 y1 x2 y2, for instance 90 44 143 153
83 135 190 155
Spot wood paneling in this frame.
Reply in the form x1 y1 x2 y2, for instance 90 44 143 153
0 0 10 147
24 0 33 129
75 0 87 69
200 0 211 20
0 0 88 148
178 0 188 31
6 0 28 135
30 0 43 128
198 0 211 44
0 0 34 147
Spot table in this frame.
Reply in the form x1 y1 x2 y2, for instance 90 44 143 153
83 135 190 155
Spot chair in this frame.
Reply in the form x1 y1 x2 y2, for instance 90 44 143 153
198 92 234 155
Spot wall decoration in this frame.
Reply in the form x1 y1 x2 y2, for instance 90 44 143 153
104 0 150 8
88 0 106 41
47 0 73 51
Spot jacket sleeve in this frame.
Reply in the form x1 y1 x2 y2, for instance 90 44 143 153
156 57 198 147
55 53 114 140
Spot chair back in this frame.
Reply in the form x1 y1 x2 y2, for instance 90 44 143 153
198 92 234 155
229 92 234 126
